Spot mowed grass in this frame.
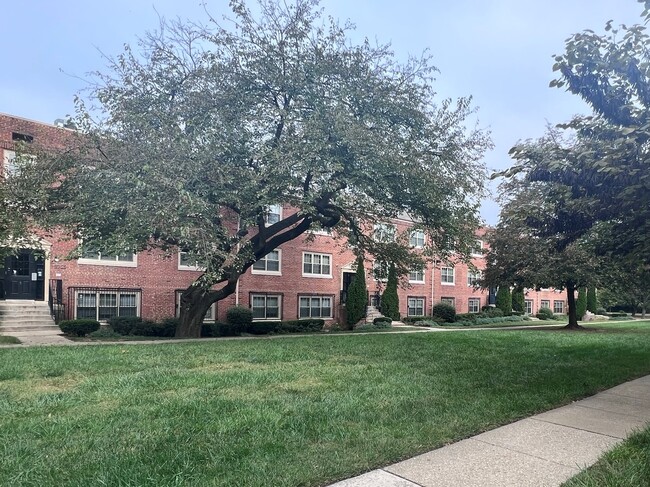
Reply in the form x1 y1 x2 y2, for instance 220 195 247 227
1 323 650 486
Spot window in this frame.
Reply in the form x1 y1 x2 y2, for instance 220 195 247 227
440 297 455 307
252 249 281 275
2 149 16 177
471 240 484 257
409 230 425 248
525 300 533 314
178 252 206 271
407 297 425 316
467 270 481 287
373 260 389 281
175 291 215 321
299 296 332 318
541 300 550 310
468 298 481 313
409 268 425 284
373 223 396 243
251 294 281 320
441 267 455 285
78 246 137 267
265 204 282 225
553 300 565 314
302 252 332 277
76 290 139 320
12 132 33 143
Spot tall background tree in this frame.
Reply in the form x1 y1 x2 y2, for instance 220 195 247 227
12 0 490 337
345 256 368 329
380 263 400 321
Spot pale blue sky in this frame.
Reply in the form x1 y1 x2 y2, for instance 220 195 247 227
1 1 644 223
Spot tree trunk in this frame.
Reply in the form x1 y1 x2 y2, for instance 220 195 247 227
176 286 217 338
564 282 582 330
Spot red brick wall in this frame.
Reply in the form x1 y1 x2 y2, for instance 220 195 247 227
2 113 569 323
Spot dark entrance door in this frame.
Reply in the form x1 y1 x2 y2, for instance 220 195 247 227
3 249 42 300
340 271 355 304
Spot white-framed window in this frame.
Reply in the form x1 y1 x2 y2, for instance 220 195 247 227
409 230 425 248
178 252 206 271
2 149 17 177
302 252 332 277
299 296 332 318
407 297 425 316
75 290 140 321
541 300 551 310
78 246 137 268
373 260 390 281
175 291 216 321
265 204 282 225
467 270 481 287
252 249 281 275
468 297 481 313
525 300 533 314
471 240 484 257
373 223 396 243
251 294 281 320
440 297 455 307
409 268 425 284
441 267 455 285
553 300 565 314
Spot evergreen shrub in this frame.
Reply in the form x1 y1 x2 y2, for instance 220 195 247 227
58 319 100 337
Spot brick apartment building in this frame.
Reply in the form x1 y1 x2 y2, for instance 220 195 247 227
1 113 567 324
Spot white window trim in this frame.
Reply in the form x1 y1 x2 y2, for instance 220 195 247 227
471 240 484 257
441 267 455 286
299 295 333 319
553 300 565 314
177 252 206 271
373 223 396 243
409 269 425 284
541 300 551 309
74 290 141 321
407 297 425 316
265 204 283 226
251 249 282 276
302 252 333 278
440 297 455 307
467 270 481 287
525 300 533 314
251 293 282 321
78 254 138 268
409 230 425 249
468 297 481 313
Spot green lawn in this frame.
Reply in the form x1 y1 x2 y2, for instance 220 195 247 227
1 322 650 486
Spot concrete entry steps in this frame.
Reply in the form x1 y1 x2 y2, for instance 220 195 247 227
329 375 650 487
0 300 69 344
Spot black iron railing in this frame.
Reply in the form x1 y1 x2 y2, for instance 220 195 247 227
48 279 65 323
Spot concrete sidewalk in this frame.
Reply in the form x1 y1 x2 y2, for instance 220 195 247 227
329 375 650 487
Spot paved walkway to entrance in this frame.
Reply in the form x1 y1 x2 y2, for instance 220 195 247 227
328 374 650 487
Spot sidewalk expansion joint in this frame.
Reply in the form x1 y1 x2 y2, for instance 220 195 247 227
470 437 583 471
380 469 425 487
528 416 626 440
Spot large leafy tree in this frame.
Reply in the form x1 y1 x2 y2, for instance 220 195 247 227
538 4 650 267
485 134 603 329
13 0 490 337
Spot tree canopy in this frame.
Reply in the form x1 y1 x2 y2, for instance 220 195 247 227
12 0 490 336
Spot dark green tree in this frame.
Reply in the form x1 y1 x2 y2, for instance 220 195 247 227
380 263 400 321
345 257 367 329
13 0 490 337
495 286 512 317
511 286 525 314
587 287 598 314
576 288 587 320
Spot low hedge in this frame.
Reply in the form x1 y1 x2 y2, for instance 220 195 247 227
243 319 325 335
59 319 100 337
373 317 392 328
535 307 554 320
201 322 241 337
402 316 429 324
107 316 177 337
107 316 142 335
